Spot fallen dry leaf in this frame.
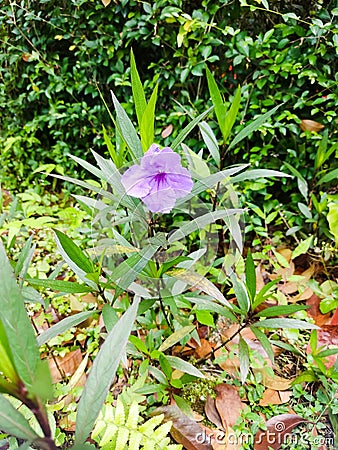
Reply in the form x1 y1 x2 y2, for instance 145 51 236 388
155 405 213 450
306 294 331 326
259 388 283 406
162 124 174 138
300 119 324 132
254 367 294 390
205 396 223 429
330 307 338 325
254 414 308 449
214 384 244 428
47 348 82 383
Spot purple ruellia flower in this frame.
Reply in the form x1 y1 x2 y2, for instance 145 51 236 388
121 144 193 213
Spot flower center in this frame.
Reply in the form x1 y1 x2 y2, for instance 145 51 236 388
154 172 167 186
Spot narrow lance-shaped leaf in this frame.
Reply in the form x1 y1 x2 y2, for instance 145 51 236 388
0 242 40 390
171 106 214 150
222 85 241 144
245 250 256 303
238 336 250 383
0 394 40 443
140 83 158 151
111 90 143 160
228 103 282 151
198 121 220 167
74 298 140 445
206 67 227 134
130 48 147 128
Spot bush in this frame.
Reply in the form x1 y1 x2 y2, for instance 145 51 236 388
0 0 337 200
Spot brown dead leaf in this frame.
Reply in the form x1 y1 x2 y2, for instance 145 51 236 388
259 389 283 406
306 294 331 326
279 390 292 403
277 248 292 263
205 396 223 429
47 348 82 383
194 338 214 359
254 367 294 390
162 124 174 138
330 307 338 325
300 119 325 132
155 405 213 450
214 384 244 428
254 414 308 449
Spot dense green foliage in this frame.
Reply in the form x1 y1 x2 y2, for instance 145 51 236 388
1 0 337 196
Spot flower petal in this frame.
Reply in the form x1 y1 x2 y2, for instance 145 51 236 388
121 164 152 198
142 187 177 213
165 171 194 198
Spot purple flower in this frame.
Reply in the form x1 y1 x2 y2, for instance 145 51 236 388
121 144 193 213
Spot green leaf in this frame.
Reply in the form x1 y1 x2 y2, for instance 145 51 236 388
168 209 243 243
0 242 40 390
74 298 140 445
206 67 227 133
171 106 214 151
317 167 338 185
111 90 143 160
140 83 158 151
252 278 280 310
228 168 292 185
14 236 35 282
238 336 250 383
54 229 97 289
292 236 313 259
198 121 220 166
252 318 318 329
130 48 147 128
37 310 97 346
222 86 241 143
245 250 256 303
228 104 282 151
0 394 40 442
175 164 249 206
314 129 329 170
231 274 250 314
283 161 308 200
158 325 195 352
102 125 123 169
250 327 274 363
27 278 92 294
165 355 205 378
254 304 309 317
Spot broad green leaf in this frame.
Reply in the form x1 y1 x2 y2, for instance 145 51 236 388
111 90 143 160
206 67 227 133
54 229 97 289
165 355 205 378
238 336 250 383
0 321 18 382
0 394 40 442
198 121 220 166
74 298 140 445
27 278 92 294
292 236 313 259
0 242 40 390
168 209 243 243
327 202 338 244
245 250 256 303
222 86 241 143
140 83 158 151
254 304 308 317
175 164 249 206
228 104 282 151
37 310 97 346
130 48 147 128
252 318 318 329
171 106 213 150
158 325 195 352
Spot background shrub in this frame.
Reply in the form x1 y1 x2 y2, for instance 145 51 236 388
0 0 337 204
